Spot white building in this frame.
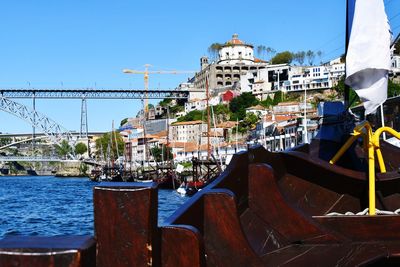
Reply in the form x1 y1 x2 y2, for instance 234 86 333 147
194 34 267 90
184 99 207 113
170 120 208 143
184 96 220 114
286 66 331 91
240 64 290 99
273 102 301 114
218 33 255 65
240 59 345 99
327 62 346 85
392 55 400 77
246 105 269 117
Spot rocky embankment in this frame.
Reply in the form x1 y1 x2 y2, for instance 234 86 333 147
55 161 89 177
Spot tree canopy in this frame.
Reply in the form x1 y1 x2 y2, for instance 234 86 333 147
388 79 400 97
55 140 72 159
333 76 360 107
74 142 88 156
271 51 293 64
237 113 259 133
177 110 204 122
208 43 224 61
292 51 306 66
95 131 125 160
229 92 259 120
150 145 173 162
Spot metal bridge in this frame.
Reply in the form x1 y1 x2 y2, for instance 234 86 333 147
0 88 189 99
0 156 68 162
0 156 105 165
0 97 74 145
0 88 190 161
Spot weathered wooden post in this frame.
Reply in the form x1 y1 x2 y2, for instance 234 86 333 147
94 182 159 267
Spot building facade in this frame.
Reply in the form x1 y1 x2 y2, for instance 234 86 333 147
194 34 268 90
169 120 208 143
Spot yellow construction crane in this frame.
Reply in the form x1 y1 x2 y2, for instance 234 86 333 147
123 64 195 114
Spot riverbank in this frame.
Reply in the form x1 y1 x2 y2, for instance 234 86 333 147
0 161 90 177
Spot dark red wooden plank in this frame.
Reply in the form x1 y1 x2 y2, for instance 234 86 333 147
203 190 265 267
314 215 400 241
248 163 343 244
94 183 159 267
0 236 95 267
161 225 205 267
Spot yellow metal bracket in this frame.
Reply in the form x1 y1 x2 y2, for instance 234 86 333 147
329 122 400 216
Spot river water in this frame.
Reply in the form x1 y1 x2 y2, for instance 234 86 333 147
0 176 189 238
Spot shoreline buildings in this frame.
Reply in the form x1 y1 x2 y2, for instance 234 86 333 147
121 34 400 163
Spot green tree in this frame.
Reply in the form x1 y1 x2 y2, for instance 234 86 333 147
75 142 88 156
273 91 285 105
271 51 293 64
177 110 204 122
306 50 315 65
79 163 88 176
333 76 360 107
150 145 173 162
213 104 232 123
260 95 273 107
159 98 172 107
95 132 125 160
388 79 400 97
293 51 306 66
55 140 73 159
170 104 184 116
229 92 259 120
208 43 223 60
238 113 260 133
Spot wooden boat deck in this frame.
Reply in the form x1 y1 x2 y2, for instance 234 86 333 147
3 141 400 266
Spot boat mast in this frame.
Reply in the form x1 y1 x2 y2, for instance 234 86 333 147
344 0 351 109
236 118 238 152
166 106 171 165
113 120 120 160
206 75 211 160
142 97 148 165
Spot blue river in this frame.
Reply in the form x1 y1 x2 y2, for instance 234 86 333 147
0 176 189 238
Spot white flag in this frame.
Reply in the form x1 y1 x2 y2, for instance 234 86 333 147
345 0 391 115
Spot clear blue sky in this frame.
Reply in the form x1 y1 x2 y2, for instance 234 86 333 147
0 0 399 133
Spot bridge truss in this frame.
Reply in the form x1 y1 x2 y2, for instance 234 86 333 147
0 88 189 99
0 97 75 150
0 88 190 161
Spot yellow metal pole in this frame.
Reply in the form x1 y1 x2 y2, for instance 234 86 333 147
375 148 386 173
368 128 376 216
329 135 359 165
329 121 371 165
372 126 400 174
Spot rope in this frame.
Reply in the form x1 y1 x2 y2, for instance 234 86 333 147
327 208 400 216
